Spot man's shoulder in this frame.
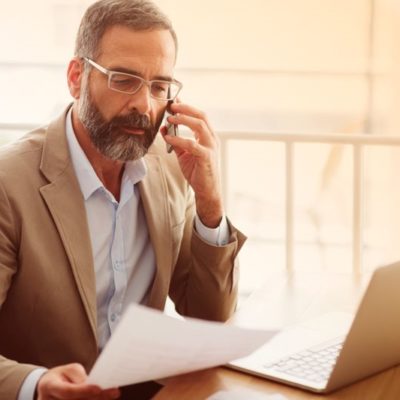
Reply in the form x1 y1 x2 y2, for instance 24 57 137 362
0 126 47 162
0 105 69 169
0 126 47 181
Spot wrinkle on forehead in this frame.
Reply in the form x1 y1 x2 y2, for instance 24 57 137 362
96 25 176 76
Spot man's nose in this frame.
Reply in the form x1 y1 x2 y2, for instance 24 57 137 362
127 83 152 115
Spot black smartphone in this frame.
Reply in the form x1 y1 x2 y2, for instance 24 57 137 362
165 100 179 153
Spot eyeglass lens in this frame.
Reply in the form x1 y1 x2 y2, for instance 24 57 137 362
109 73 178 99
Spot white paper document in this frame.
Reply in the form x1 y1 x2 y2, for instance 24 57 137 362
88 304 277 389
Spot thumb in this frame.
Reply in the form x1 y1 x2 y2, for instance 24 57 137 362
61 363 88 384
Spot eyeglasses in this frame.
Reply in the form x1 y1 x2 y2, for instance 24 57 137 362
83 57 182 101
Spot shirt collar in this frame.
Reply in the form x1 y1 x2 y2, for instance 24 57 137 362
65 108 147 201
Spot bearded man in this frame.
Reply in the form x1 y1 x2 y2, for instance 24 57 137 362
0 1 245 399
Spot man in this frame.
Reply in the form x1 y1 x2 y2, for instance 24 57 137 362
0 0 245 399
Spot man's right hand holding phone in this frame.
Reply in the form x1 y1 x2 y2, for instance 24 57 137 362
161 101 224 229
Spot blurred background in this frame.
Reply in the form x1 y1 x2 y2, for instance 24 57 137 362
1 0 400 301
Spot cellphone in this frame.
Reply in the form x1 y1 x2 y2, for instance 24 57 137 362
165 100 179 153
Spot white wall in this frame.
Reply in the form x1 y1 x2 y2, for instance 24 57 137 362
1 0 394 133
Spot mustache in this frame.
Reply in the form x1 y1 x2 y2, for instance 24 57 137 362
109 112 153 131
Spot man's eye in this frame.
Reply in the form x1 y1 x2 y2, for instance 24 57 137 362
152 83 168 93
113 76 134 85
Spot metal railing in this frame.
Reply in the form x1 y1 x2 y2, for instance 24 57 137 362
3 124 400 275
0 123 38 131
218 131 400 275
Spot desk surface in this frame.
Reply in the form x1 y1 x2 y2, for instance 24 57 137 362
153 271 400 399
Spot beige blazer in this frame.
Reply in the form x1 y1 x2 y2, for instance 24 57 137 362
0 107 246 399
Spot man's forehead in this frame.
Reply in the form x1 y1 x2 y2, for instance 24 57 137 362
98 25 176 62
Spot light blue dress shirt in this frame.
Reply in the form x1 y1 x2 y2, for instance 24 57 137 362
66 114 156 349
18 109 229 399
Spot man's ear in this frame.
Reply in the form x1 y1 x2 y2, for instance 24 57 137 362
67 57 85 99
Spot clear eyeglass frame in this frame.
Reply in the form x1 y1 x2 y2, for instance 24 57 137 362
83 57 182 101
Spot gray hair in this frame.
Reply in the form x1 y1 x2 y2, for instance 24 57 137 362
74 0 178 59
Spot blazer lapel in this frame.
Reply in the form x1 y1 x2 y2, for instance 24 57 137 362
39 107 97 341
139 154 173 309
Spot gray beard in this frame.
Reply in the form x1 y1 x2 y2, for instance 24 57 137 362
78 89 162 162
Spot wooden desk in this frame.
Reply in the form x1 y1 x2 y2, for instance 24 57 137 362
154 271 400 399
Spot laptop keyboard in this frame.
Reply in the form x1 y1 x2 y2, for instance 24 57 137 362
263 339 344 383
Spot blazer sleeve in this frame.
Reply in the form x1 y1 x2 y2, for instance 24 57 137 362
168 187 247 321
0 177 39 399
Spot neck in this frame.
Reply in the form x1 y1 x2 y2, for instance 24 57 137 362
71 107 124 201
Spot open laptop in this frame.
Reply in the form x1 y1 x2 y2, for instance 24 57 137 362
228 261 400 393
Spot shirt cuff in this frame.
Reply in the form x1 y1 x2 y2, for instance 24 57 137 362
18 368 47 400
194 214 230 246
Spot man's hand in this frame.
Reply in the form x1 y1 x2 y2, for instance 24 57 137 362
37 363 120 400
162 102 224 228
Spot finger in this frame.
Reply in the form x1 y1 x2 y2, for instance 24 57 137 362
163 135 206 158
46 381 102 399
170 102 205 120
102 387 121 399
61 363 87 384
55 386 120 400
85 387 120 400
167 114 215 148
170 103 214 134
160 125 168 136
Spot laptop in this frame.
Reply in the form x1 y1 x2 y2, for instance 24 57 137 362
228 261 400 393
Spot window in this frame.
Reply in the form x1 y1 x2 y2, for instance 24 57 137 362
2 0 400 302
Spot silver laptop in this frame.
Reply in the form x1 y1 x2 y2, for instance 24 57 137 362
228 261 400 393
